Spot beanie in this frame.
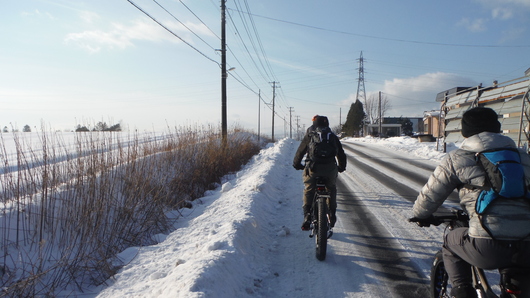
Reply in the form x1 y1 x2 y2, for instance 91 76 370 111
461 107 501 138
313 115 329 128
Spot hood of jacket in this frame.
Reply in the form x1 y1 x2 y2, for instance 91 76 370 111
459 131 516 152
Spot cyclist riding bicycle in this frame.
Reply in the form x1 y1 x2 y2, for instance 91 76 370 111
411 107 530 298
293 115 346 231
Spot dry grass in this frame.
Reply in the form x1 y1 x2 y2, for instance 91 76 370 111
0 125 264 296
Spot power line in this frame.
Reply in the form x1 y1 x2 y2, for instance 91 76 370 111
126 0 219 66
177 0 220 40
228 8 530 48
152 0 216 51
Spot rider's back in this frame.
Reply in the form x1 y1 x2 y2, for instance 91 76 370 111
415 132 530 240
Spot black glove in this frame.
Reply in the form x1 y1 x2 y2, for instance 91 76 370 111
408 215 440 227
293 163 305 170
338 166 346 173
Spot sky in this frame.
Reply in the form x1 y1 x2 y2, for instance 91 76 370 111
2 0 530 135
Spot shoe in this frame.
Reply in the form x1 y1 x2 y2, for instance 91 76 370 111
301 213 311 231
330 214 337 228
450 284 477 298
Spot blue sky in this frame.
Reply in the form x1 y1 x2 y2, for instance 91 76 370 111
1 0 530 135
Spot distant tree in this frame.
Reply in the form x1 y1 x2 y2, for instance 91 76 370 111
343 100 365 137
23 125 31 132
108 123 121 131
94 121 109 131
399 117 414 136
2 126 8 133
365 93 391 124
75 125 90 132
76 121 122 132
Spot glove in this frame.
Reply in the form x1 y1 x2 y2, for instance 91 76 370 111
338 166 346 173
408 215 440 227
293 163 305 170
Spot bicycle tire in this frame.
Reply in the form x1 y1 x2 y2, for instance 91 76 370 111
430 250 450 298
315 197 328 261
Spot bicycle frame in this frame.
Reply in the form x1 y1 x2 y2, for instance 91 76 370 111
413 209 525 298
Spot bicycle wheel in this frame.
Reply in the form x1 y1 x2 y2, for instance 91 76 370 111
430 250 450 298
315 197 328 261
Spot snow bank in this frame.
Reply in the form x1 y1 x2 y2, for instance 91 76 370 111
96 139 295 297
344 136 454 161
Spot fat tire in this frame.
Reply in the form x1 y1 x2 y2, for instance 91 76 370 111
430 250 450 298
315 197 328 261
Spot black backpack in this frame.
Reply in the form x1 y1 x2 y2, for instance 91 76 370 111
307 127 337 165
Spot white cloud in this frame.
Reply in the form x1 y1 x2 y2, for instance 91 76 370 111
457 17 487 32
474 0 530 19
64 19 203 53
21 9 55 20
372 72 478 117
79 11 100 24
491 7 514 20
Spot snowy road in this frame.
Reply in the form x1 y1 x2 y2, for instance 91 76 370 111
259 140 451 298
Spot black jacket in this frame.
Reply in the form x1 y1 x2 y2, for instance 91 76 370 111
293 129 347 170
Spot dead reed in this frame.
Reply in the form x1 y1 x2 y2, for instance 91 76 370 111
0 124 263 296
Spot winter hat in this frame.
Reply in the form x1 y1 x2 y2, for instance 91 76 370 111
313 115 329 128
461 107 501 138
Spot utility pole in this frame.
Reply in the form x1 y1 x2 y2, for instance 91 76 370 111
339 107 342 127
288 107 294 138
258 89 261 143
295 115 300 140
270 81 279 142
378 91 382 137
221 0 227 143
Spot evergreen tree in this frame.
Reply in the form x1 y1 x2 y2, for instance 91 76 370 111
23 125 31 132
397 117 413 136
75 125 90 132
343 100 365 137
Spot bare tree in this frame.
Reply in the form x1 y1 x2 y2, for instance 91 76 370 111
364 93 391 124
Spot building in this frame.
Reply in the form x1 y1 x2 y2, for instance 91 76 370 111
436 71 530 149
363 117 424 137
423 110 443 138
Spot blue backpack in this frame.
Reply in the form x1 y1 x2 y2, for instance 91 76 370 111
474 148 528 215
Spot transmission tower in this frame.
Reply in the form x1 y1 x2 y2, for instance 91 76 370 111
356 51 367 105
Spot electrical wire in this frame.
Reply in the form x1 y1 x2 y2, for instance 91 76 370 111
152 0 216 51
178 0 220 40
126 0 219 66
229 8 530 49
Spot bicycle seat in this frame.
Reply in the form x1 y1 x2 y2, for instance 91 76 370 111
315 176 328 184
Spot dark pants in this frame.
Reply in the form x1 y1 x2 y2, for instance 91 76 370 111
443 227 530 292
302 162 338 212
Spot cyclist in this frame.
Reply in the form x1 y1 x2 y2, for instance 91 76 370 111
293 115 347 231
411 107 530 298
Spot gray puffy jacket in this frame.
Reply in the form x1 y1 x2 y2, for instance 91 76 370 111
413 132 530 240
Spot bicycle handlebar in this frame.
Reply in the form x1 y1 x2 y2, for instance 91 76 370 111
409 208 469 227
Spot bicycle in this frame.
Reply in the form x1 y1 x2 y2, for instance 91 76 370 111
410 208 527 298
308 176 333 261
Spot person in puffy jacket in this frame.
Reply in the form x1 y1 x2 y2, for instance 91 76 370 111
412 107 530 298
293 115 347 231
